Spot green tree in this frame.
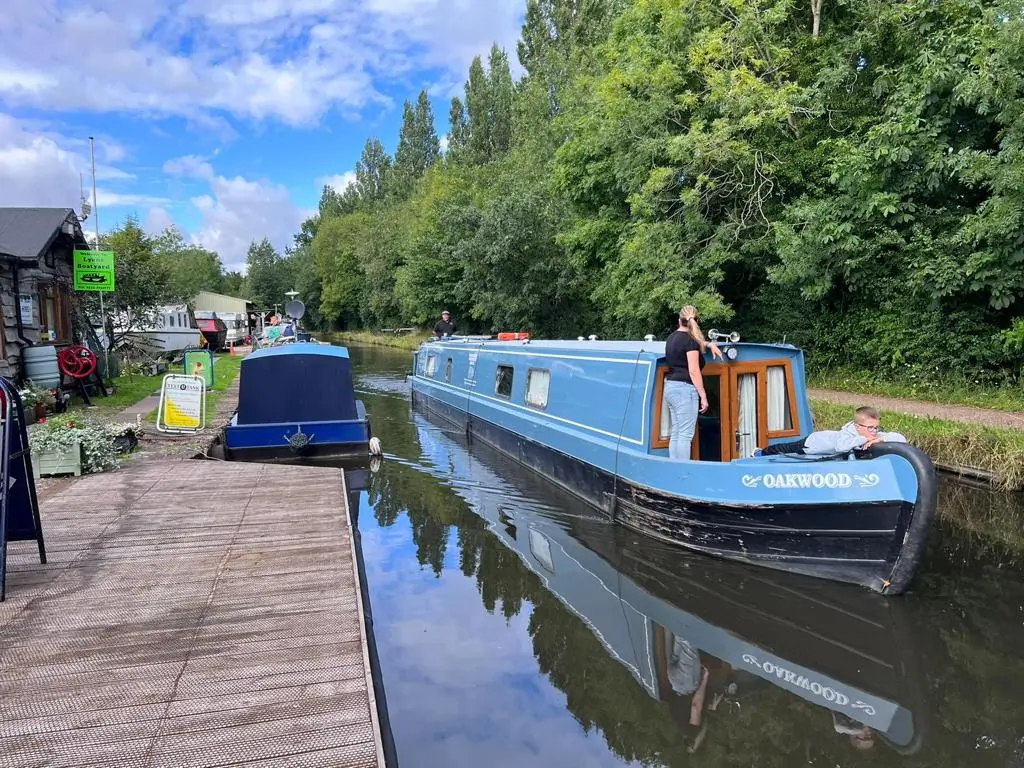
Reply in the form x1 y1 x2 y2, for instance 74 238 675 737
153 226 226 301
242 238 292 309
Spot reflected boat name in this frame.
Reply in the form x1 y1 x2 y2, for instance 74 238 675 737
742 654 876 715
741 472 880 490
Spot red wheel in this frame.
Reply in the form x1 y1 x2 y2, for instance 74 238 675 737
58 345 97 379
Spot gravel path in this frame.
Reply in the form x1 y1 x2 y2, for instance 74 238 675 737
807 388 1024 431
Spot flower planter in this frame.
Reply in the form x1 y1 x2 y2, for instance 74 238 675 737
32 442 82 479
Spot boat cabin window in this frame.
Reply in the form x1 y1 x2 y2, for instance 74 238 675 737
169 314 176 327
426 354 438 378
495 364 514 398
445 357 453 383
767 365 793 431
525 368 550 409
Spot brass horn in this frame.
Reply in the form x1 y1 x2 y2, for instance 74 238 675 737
708 329 741 343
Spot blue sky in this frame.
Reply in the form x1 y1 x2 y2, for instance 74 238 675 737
0 0 525 271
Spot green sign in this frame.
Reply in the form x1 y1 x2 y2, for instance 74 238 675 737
183 348 215 388
73 250 115 292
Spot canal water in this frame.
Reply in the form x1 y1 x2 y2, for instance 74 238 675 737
345 345 1024 768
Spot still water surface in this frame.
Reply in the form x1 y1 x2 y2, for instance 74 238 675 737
346 345 1024 768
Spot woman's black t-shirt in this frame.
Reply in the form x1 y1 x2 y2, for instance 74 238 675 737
666 330 703 383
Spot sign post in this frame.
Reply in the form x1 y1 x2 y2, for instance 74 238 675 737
73 248 115 380
157 374 207 434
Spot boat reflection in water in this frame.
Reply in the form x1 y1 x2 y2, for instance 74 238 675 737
407 404 926 759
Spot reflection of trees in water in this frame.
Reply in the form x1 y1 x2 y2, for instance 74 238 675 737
368 460 1024 767
929 481 1024 572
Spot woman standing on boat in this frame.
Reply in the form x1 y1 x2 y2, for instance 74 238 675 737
664 306 723 460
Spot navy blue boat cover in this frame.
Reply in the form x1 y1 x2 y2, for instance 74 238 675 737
236 345 359 424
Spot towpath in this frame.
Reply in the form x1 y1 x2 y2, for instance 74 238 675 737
808 388 1024 431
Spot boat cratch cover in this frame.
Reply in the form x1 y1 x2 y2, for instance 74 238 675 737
236 345 358 425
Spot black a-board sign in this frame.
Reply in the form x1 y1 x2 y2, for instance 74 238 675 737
0 377 46 602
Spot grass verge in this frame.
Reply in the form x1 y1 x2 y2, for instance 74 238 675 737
326 330 430 351
809 367 1024 412
811 399 1024 490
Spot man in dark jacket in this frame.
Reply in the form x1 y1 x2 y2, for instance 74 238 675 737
433 310 457 337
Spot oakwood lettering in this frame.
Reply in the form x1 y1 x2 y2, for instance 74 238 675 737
741 654 870 711
764 472 852 489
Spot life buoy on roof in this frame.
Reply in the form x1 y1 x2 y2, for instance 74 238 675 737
497 332 530 341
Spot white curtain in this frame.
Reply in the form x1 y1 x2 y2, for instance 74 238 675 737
737 373 758 456
767 366 788 431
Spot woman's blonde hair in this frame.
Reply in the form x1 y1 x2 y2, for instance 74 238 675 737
679 305 708 351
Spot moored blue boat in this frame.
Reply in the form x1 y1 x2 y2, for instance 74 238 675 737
224 344 371 461
408 335 937 595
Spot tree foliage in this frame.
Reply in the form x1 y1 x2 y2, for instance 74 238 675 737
297 0 1024 381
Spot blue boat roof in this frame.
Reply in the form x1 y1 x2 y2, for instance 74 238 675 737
245 343 349 362
424 338 799 357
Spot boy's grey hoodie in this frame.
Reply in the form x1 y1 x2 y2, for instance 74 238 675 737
803 421 908 455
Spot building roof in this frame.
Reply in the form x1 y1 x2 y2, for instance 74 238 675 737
0 207 88 262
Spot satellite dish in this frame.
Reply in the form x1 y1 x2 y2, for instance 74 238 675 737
285 300 306 320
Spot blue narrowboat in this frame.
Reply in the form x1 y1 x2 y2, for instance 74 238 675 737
408 335 938 595
223 344 372 461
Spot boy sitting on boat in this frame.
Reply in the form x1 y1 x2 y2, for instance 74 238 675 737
758 406 908 456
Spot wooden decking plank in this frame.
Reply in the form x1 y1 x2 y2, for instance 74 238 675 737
0 459 383 767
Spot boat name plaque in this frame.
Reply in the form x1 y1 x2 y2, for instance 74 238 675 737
741 472 880 490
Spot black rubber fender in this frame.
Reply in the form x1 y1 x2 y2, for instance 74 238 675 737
856 442 939 594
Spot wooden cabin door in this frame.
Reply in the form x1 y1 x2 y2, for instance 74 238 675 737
725 365 769 460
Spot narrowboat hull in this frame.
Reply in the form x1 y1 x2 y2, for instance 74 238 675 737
223 403 371 461
411 385 936 595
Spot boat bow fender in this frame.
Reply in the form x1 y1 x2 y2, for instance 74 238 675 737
857 442 938 595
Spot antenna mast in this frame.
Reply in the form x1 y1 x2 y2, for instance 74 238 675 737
89 136 109 381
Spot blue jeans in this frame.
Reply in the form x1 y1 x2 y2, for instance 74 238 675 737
664 380 699 460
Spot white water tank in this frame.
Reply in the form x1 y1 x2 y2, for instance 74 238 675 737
23 345 61 388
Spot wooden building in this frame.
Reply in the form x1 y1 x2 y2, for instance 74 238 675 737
0 208 91 380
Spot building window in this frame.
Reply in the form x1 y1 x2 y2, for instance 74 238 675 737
36 285 71 343
525 368 550 409
445 358 453 383
495 364 514 398
426 354 438 377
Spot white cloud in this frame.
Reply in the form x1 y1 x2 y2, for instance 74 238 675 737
0 0 525 126
163 154 215 180
0 113 86 208
0 113 140 211
143 206 176 235
316 171 356 193
191 172 310 271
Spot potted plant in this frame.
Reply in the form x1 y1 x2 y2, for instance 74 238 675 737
28 414 123 478
17 380 56 423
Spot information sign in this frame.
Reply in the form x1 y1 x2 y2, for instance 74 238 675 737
73 250 116 292
157 374 206 434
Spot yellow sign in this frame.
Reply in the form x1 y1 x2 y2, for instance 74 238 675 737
157 374 206 433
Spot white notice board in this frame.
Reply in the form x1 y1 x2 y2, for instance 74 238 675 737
157 374 206 434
